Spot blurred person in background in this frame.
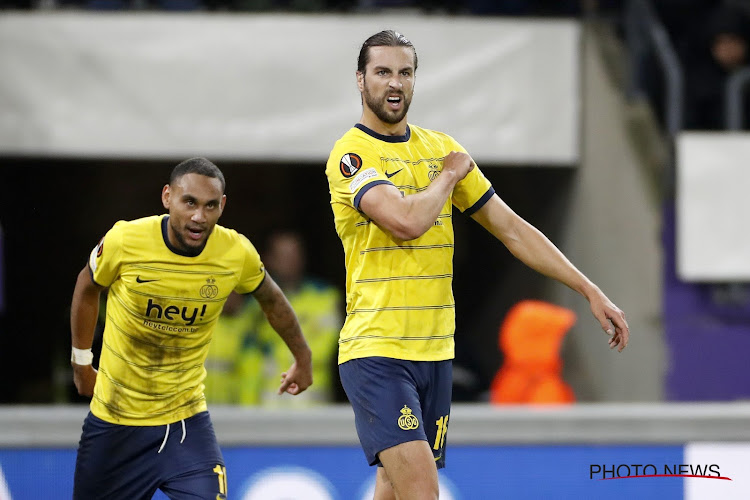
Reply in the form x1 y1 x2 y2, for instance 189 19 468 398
69 157 312 499
205 231 342 406
203 291 267 405
253 231 342 406
326 30 629 500
684 3 750 129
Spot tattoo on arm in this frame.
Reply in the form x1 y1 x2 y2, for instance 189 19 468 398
252 276 310 359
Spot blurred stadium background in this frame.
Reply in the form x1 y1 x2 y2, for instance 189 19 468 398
1 1 750 498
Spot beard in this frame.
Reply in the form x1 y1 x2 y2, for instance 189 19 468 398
363 83 411 125
170 219 209 256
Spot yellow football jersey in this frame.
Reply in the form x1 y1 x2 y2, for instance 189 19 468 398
88 215 265 425
326 124 494 364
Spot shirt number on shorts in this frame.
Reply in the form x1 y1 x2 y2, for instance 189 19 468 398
213 464 227 497
433 414 449 450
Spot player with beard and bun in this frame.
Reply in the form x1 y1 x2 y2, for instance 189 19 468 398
70 157 312 500
325 30 630 500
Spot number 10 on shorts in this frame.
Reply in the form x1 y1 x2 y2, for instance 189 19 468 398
433 415 449 450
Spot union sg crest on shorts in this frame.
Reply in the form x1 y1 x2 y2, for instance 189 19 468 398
398 405 419 430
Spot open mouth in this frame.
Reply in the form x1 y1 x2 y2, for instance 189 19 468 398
387 95 402 108
186 227 205 241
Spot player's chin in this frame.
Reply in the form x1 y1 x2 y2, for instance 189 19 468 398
387 108 405 119
177 235 208 256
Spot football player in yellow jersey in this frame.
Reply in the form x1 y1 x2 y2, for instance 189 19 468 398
325 31 630 500
70 157 312 500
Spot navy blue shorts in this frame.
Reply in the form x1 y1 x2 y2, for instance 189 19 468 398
339 356 452 469
73 411 226 500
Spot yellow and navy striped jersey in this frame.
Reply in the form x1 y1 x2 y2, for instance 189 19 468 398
88 215 265 425
326 124 494 364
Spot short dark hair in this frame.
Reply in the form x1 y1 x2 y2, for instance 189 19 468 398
169 157 226 193
357 30 418 74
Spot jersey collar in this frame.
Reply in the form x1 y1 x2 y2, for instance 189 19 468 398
355 123 411 143
161 215 207 257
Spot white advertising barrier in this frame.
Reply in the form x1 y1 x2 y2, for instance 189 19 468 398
0 13 579 165
684 443 750 500
676 133 750 280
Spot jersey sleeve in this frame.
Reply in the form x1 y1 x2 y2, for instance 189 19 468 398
88 221 125 287
235 234 266 294
326 139 394 212
450 141 496 215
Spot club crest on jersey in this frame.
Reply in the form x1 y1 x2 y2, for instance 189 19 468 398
398 405 419 430
200 277 219 299
95 237 104 258
427 162 441 182
340 153 362 178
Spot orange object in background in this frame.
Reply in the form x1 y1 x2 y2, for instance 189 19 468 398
490 300 577 405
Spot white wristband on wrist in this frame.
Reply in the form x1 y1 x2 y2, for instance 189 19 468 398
71 347 94 365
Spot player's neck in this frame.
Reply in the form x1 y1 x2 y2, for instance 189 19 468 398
359 111 407 137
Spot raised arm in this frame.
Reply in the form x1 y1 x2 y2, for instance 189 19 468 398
70 265 104 396
359 151 474 240
471 195 630 352
251 274 313 395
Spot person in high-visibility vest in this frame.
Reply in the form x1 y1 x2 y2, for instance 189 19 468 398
203 291 266 405
205 231 342 406
253 232 342 407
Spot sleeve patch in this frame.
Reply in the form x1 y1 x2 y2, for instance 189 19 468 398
349 167 378 193
88 237 104 272
340 153 363 178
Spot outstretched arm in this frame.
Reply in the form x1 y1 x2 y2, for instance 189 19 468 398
70 265 104 397
471 195 629 352
360 151 474 240
251 274 313 395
